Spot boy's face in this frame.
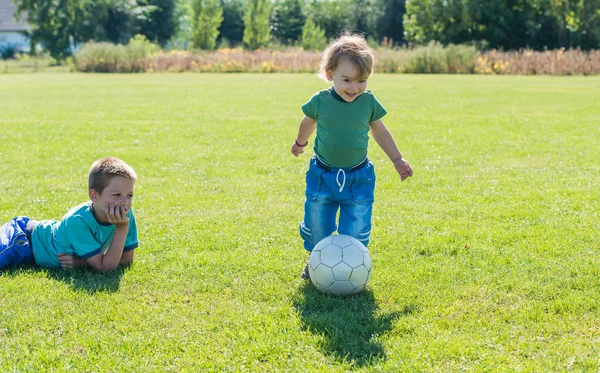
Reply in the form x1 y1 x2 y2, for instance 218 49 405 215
89 176 135 223
327 58 369 103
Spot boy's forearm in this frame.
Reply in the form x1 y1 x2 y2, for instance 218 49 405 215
97 225 128 271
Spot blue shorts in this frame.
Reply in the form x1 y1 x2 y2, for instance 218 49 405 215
0 216 36 269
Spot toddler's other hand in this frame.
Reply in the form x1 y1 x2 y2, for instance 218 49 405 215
291 142 305 157
394 158 414 181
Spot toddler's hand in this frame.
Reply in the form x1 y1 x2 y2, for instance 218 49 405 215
394 158 414 181
291 142 305 157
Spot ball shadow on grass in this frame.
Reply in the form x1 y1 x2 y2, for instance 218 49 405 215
293 281 419 367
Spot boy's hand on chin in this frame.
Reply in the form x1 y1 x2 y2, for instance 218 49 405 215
106 203 129 227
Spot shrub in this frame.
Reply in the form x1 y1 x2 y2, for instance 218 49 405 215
401 41 477 74
74 36 159 73
0 44 20 59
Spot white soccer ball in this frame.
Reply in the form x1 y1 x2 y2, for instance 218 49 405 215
308 234 372 296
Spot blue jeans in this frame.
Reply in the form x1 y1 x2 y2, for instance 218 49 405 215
0 216 35 269
300 156 375 251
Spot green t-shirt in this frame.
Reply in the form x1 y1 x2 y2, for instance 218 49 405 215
302 88 387 168
30 201 138 268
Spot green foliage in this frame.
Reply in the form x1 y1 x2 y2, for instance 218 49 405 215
270 0 306 45
14 0 89 61
376 0 406 45
303 0 383 41
191 0 224 50
243 0 271 50
301 18 327 51
218 0 246 47
170 0 193 49
401 41 477 73
404 0 600 50
101 0 157 45
305 0 352 39
136 0 177 46
549 0 600 49
128 34 160 54
349 0 383 40
74 36 158 72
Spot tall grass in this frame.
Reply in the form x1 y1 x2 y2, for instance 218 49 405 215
384 42 479 74
64 40 600 75
476 48 600 75
0 54 71 74
146 49 321 73
75 36 159 73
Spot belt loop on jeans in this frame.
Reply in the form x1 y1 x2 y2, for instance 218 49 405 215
315 155 369 172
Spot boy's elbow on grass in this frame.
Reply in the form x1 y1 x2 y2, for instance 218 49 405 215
120 250 135 265
86 256 119 272
93 261 119 272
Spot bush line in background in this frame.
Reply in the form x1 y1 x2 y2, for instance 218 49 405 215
4 40 600 75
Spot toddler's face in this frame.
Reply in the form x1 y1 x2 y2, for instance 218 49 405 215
328 59 368 102
90 176 135 223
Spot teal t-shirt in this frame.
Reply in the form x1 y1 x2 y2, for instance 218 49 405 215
30 202 138 268
302 88 387 168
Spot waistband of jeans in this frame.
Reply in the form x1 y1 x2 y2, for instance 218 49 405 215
315 155 369 172
25 220 40 243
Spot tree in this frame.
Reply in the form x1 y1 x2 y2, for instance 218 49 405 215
243 0 271 49
136 0 177 46
403 0 600 50
376 0 406 45
348 0 382 40
100 0 159 45
549 0 600 50
15 0 89 61
218 0 245 46
301 17 327 51
191 0 224 49
270 0 306 45
305 0 352 39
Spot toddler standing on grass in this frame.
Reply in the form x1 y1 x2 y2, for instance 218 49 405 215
291 32 413 279
0 156 138 272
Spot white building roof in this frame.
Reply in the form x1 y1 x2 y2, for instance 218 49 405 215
0 0 30 32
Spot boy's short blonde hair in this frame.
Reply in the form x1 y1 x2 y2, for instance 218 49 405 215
88 157 137 194
318 32 374 81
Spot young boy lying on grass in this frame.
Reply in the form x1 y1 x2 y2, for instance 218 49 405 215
0 156 138 272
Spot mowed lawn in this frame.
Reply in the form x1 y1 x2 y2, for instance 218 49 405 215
0 73 599 372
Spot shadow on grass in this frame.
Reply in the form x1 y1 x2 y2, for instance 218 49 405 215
2 264 128 293
293 281 419 367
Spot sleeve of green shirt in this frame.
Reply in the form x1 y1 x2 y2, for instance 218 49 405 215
302 92 320 119
370 94 387 122
64 216 102 260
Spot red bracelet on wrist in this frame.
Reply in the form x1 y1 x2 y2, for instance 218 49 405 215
295 140 308 147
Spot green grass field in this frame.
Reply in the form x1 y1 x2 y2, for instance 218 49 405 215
1 73 599 371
